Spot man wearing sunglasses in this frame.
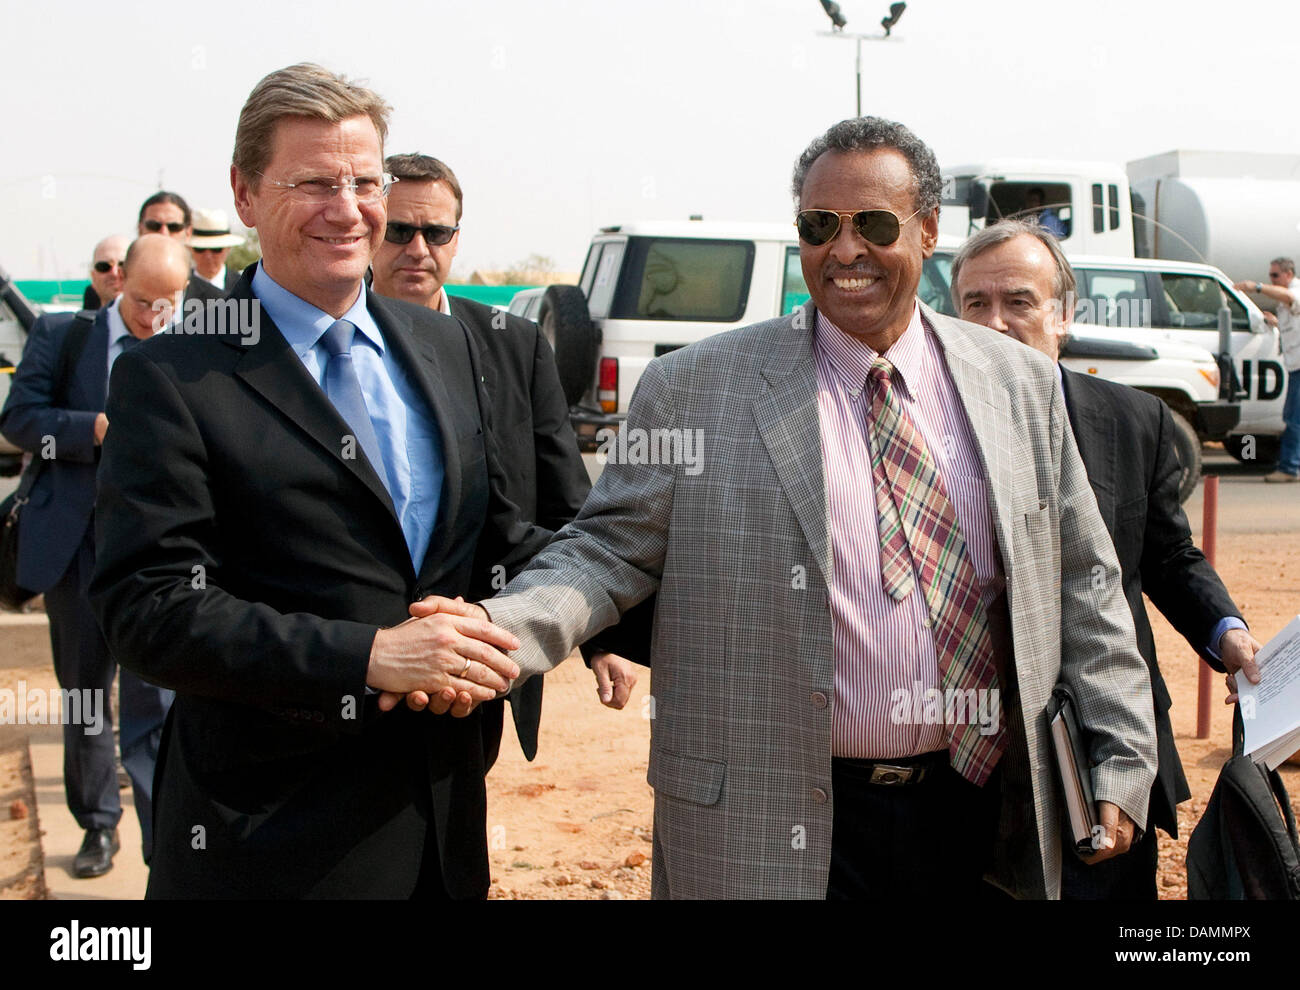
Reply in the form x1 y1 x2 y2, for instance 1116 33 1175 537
136 191 225 306
82 235 129 311
2 234 190 879
371 154 640 736
1235 259 1300 482
430 116 1156 900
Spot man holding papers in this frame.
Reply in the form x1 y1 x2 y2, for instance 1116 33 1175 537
952 220 1263 900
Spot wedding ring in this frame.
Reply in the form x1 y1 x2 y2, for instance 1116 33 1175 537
460 658 472 677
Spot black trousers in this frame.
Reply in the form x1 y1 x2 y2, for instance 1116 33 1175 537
827 753 1002 899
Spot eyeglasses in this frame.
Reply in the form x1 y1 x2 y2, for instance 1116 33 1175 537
795 207 923 247
192 247 224 253
384 221 459 247
1269 271 1285 280
142 219 187 234
257 172 396 203
92 260 124 273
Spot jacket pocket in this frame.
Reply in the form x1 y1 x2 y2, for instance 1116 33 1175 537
647 749 725 806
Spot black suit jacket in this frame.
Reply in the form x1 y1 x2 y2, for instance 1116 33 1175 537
185 270 227 305
1061 368 1241 836
447 295 590 764
89 268 549 898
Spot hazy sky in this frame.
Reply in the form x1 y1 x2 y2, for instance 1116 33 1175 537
4 0 1297 280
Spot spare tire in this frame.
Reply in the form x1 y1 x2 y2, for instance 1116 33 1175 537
540 285 600 407
1168 409 1202 504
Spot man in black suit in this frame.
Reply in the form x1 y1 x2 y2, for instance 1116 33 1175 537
951 219 1263 898
81 235 128 311
1 234 189 877
89 63 542 899
136 191 225 306
371 152 641 723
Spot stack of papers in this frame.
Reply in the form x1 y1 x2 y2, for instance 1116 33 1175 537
1238 614 1300 770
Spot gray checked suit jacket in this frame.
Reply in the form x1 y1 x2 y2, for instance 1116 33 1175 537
487 302 1157 899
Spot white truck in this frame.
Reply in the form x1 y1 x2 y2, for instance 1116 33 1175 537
939 153 1295 462
528 220 1246 501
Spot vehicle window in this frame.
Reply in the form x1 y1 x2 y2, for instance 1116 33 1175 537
1161 272 1250 331
920 253 956 316
782 247 809 314
1108 184 1120 231
1092 184 1104 234
1079 269 1151 327
610 237 753 322
587 242 625 319
579 243 602 298
985 181 1071 237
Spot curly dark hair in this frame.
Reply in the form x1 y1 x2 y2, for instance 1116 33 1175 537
791 117 942 216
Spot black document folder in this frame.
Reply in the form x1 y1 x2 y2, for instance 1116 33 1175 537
1046 685 1100 855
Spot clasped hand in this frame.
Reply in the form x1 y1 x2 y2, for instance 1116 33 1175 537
367 597 519 715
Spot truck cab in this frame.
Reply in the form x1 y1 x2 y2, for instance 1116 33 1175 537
941 160 1135 258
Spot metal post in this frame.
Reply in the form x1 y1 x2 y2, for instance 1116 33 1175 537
855 35 863 117
1196 475 1219 738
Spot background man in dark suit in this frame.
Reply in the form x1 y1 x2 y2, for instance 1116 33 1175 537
89 63 542 899
136 191 224 305
81 235 128 311
371 152 639 726
1 234 188 877
187 207 244 292
951 219 1264 898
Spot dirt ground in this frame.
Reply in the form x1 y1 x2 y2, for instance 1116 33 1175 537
0 532 1295 900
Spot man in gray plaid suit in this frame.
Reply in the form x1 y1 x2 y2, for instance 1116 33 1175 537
412 118 1157 899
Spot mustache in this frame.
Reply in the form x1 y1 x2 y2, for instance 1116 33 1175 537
824 265 886 279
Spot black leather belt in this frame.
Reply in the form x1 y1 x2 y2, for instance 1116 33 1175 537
833 751 949 787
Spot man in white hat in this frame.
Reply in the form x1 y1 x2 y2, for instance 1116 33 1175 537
187 207 245 292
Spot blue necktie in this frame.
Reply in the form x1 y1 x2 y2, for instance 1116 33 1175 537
320 320 385 478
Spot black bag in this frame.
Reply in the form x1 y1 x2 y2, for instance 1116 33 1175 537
0 464 42 609
1186 707 1300 899
0 311 97 610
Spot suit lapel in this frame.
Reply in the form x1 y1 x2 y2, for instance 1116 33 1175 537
924 306 1017 567
1060 369 1116 530
368 293 467 584
225 281 398 520
754 306 831 585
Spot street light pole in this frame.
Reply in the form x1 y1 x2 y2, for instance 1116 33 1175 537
817 30 897 117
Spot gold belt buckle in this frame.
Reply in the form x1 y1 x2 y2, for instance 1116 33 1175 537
869 763 916 786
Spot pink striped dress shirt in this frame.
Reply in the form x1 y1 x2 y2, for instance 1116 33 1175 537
814 304 1005 758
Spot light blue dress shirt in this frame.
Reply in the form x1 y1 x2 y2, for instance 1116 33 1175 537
251 264 443 573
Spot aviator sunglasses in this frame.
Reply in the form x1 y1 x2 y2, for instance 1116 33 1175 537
384 221 459 247
795 207 923 246
142 219 187 234
93 260 124 273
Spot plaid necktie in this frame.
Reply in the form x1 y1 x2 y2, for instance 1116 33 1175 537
865 357 1005 785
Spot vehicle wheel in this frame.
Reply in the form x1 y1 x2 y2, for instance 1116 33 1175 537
540 285 599 407
1168 410 1202 504
1223 434 1279 465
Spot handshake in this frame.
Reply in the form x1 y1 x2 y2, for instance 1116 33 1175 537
365 595 637 717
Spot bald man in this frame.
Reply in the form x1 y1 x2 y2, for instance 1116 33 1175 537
83 235 129 311
0 234 188 877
